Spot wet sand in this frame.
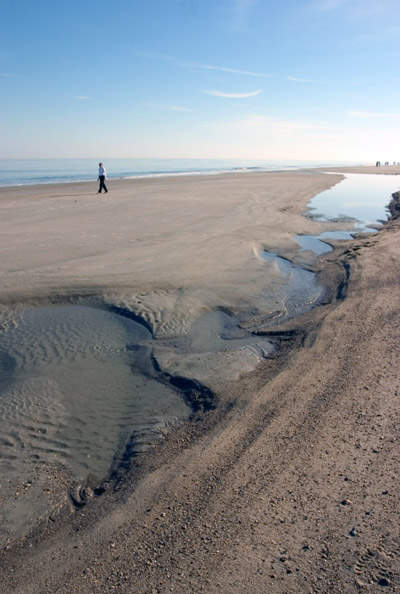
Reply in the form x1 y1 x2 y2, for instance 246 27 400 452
1 167 400 592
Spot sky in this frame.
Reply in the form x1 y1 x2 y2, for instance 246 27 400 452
1 0 399 161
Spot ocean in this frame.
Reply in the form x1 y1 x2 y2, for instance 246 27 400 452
0 158 365 187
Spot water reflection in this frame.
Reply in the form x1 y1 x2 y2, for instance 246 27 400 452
260 251 322 317
308 173 400 230
295 231 355 255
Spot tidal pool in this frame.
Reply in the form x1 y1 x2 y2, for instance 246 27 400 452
308 173 400 230
294 231 356 256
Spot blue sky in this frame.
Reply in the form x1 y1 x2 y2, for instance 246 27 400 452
1 0 399 160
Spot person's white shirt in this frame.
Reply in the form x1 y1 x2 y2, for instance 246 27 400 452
98 166 106 177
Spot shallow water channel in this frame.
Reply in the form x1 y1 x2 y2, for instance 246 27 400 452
0 171 398 540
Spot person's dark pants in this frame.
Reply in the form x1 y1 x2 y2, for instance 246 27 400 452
98 176 108 193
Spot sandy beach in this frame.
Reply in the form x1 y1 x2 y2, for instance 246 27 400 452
0 166 400 593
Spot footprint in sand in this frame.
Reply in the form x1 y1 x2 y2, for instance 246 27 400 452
354 536 400 588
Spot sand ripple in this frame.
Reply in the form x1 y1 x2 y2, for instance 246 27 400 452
0 304 191 540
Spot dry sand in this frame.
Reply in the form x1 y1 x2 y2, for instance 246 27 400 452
0 170 344 314
0 167 399 593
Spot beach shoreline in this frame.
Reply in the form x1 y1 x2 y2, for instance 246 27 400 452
0 159 376 189
0 165 397 311
1 167 400 592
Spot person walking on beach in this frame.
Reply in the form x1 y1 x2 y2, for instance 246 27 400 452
98 162 108 193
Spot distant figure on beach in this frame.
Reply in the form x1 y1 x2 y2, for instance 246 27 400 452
98 163 108 194
376 161 381 167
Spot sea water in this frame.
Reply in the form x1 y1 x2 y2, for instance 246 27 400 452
0 158 363 187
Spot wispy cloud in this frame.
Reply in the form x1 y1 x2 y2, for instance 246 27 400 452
201 114 333 158
75 96 91 100
201 111 396 160
348 110 396 118
202 89 263 98
146 103 193 112
0 72 14 78
287 76 329 84
233 114 324 131
183 63 271 78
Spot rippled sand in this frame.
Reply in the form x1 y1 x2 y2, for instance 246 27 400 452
0 167 394 544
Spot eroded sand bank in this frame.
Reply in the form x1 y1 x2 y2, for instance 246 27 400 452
1 168 400 593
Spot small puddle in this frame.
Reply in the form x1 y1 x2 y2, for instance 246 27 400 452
260 251 323 319
294 231 355 256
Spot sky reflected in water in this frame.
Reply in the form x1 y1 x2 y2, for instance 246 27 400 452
309 173 400 228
